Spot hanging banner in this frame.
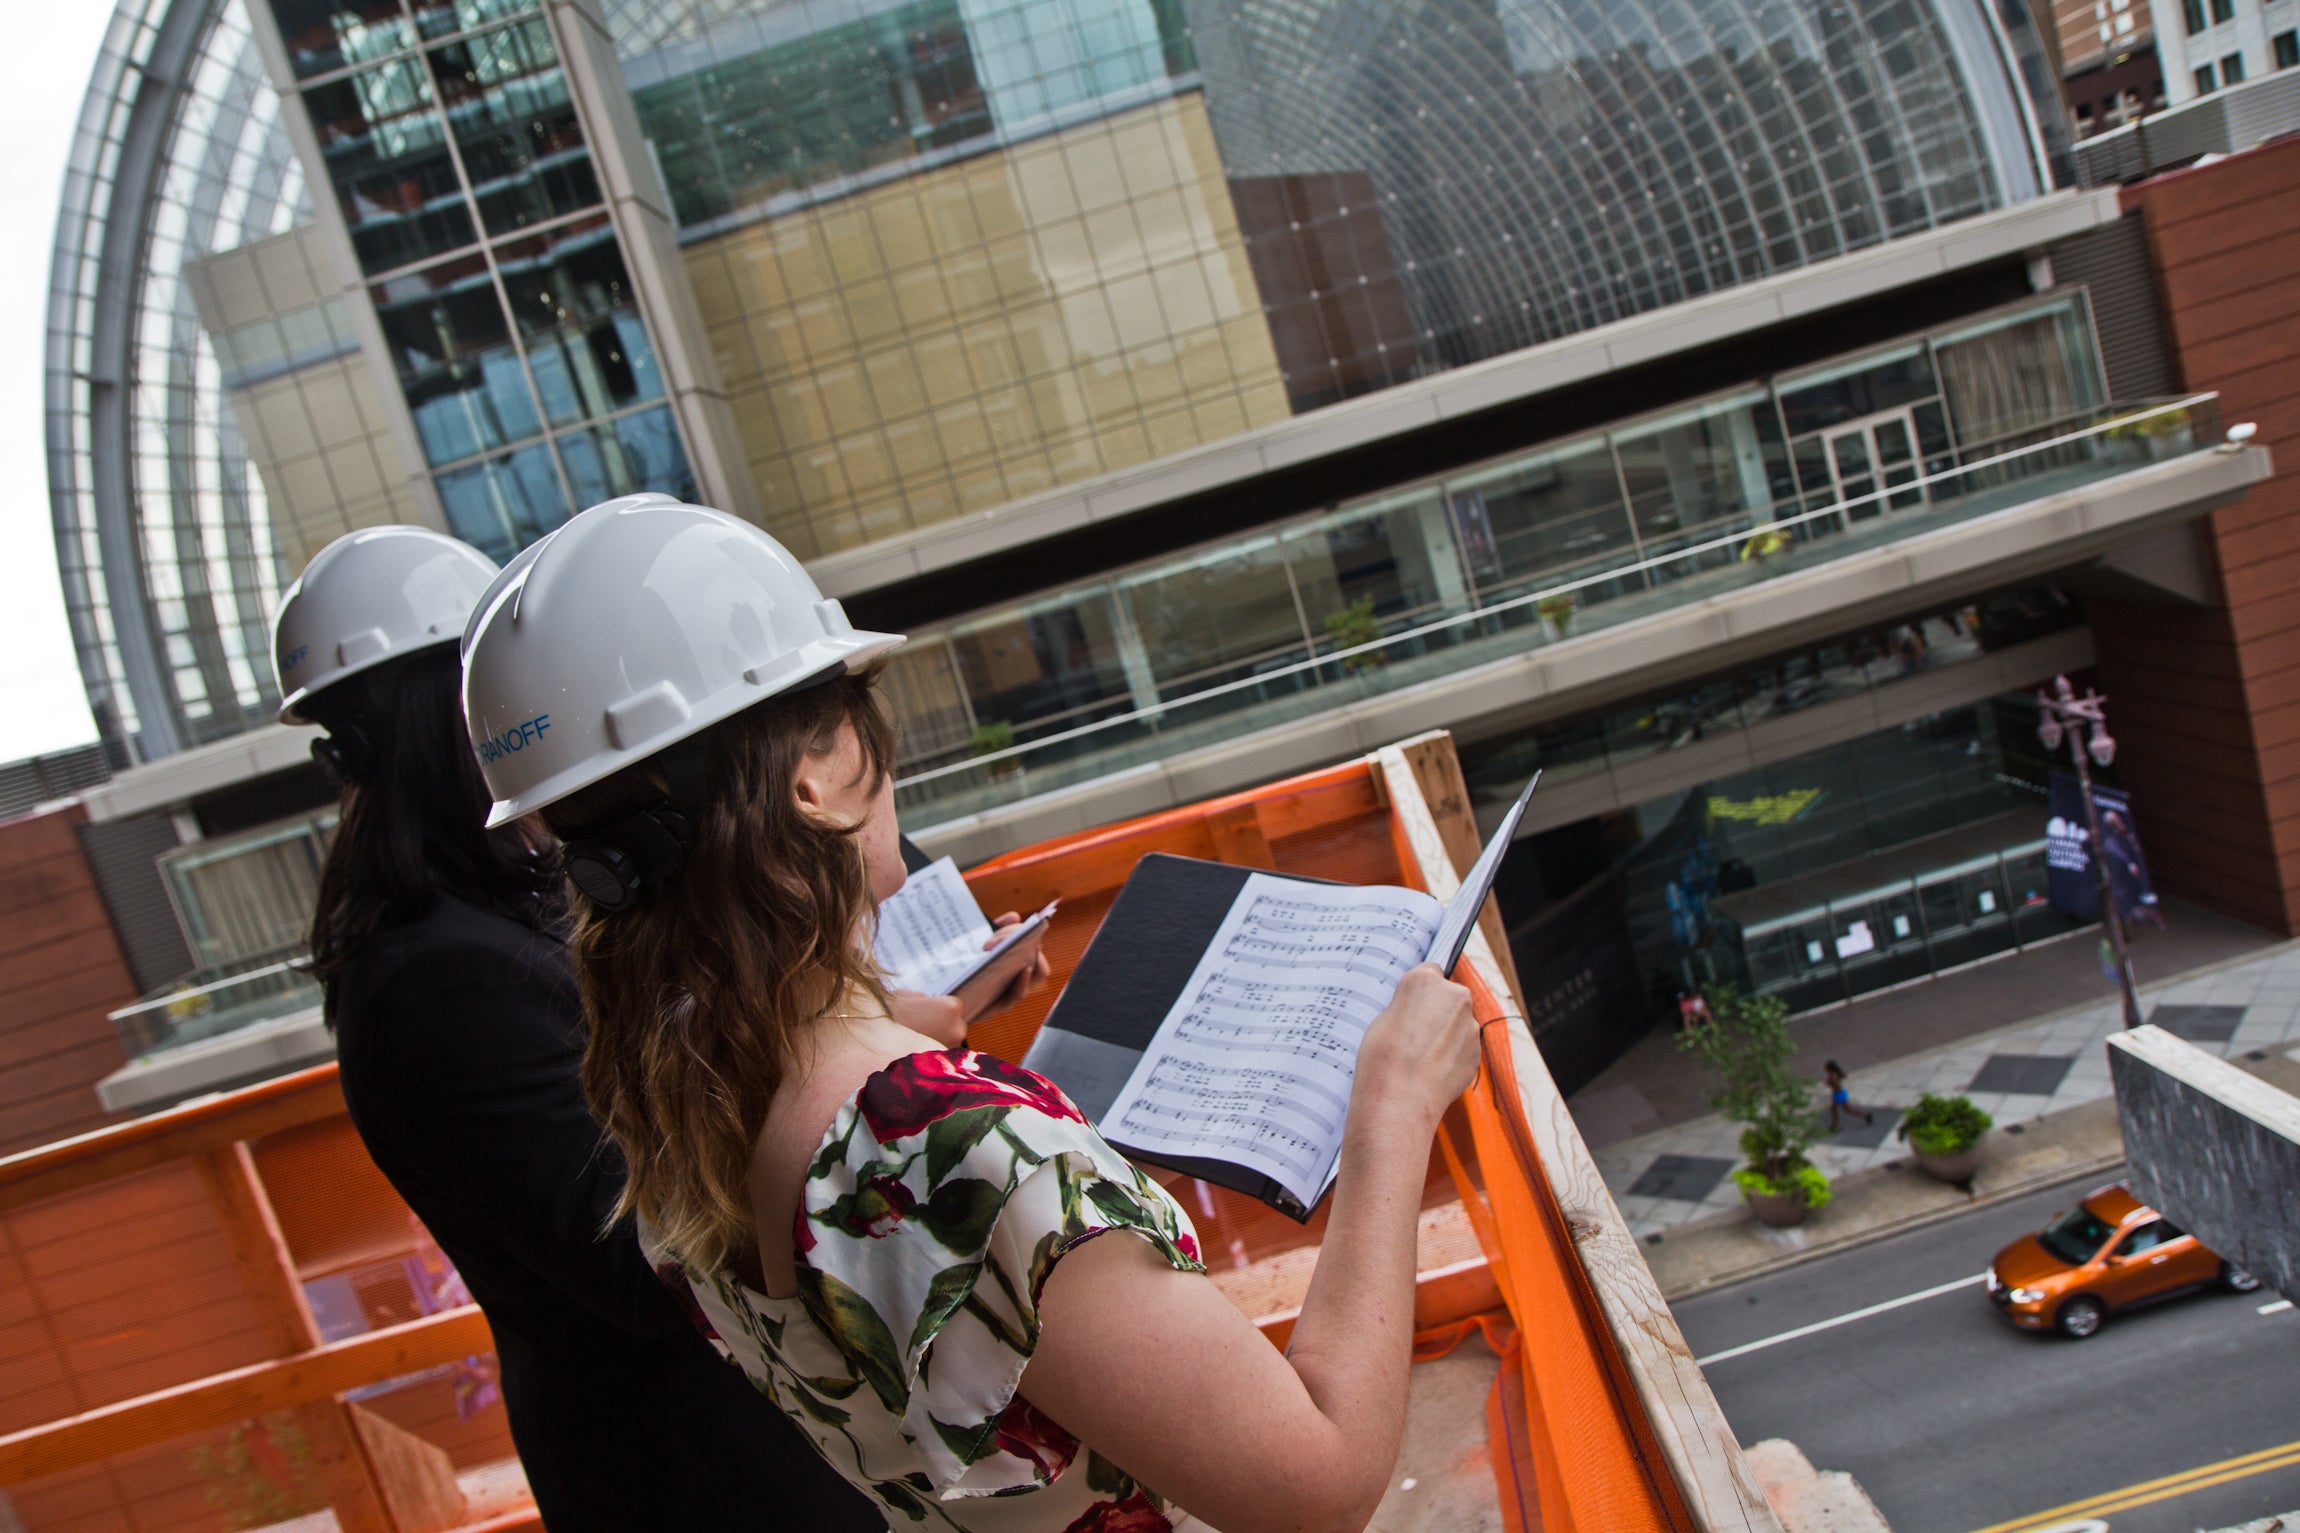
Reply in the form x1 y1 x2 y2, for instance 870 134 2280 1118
2045 773 2160 923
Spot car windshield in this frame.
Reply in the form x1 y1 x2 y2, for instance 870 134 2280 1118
2039 1205 2118 1264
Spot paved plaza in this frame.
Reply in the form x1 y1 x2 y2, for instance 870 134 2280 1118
1589 938 2300 1241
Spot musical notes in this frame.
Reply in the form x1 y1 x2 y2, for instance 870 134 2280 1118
1102 875 1444 1210
873 856 1051 997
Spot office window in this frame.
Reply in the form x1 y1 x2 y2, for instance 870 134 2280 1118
2276 29 2299 66
2223 50 2246 80
2211 0 2234 22
2195 61 2217 90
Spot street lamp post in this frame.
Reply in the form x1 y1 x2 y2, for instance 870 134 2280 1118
2037 674 2143 1029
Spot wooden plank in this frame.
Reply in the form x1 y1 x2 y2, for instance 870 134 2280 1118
1374 736 1781 1533
0 1306 494 1486
1204 803 1277 869
191 1143 419 1533
0 1066 346 1214
346 1401 468 1533
1388 731 1528 1012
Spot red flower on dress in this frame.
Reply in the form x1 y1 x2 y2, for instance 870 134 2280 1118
1175 1231 1201 1265
792 1205 817 1256
992 1393 1078 1481
1060 1491 1171 1533
859 1049 1086 1144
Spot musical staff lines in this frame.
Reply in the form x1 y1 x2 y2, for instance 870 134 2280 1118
1104 875 1444 1206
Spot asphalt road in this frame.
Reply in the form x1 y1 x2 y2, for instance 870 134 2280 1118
1673 1168 2300 1533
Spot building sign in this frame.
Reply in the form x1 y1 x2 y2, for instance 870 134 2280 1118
1707 788 1824 826
2046 773 2160 923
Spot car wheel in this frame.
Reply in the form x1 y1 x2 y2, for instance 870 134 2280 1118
2222 1263 2262 1294
2055 1295 2106 1339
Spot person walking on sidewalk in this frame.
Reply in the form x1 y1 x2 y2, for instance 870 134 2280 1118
1823 1060 1874 1132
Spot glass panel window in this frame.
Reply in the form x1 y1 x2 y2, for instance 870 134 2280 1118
2221 51 2245 82
498 215 664 425
1118 538 1312 699
947 588 1137 744
2184 0 2206 32
625 0 992 226
427 17 599 236
1444 438 1638 598
555 405 698 509
1613 391 1787 554
2276 30 2299 68
435 440 569 560
2196 63 2217 92
304 59 474 274
1777 345 1938 436
267 0 414 78
2211 0 2235 22
371 252 542 463
411 0 540 41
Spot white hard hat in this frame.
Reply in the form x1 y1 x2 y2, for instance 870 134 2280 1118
273 525 501 723
461 494 904 827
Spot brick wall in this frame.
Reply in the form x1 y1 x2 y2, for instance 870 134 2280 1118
0 803 138 1154
2091 134 2300 935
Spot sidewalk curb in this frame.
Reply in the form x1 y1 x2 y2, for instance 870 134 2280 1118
1654 1152 2127 1302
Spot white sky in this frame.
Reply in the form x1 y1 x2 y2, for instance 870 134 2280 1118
0 13 121 764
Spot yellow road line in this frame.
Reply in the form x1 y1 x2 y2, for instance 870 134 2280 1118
1967 1436 2300 1532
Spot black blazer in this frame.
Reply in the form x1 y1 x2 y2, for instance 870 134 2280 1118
333 896 883 1533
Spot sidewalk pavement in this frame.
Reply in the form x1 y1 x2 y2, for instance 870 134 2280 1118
1588 938 2300 1298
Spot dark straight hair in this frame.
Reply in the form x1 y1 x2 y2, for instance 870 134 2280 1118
306 644 562 1025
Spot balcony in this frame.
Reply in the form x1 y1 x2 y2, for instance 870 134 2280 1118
898 393 2264 857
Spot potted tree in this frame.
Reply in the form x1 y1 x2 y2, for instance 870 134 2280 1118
1322 595 1388 671
1896 1092 1992 1184
969 720 1019 780
1678 987 1830 1228
1537 591 1577 639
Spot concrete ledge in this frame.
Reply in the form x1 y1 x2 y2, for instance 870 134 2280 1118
80 722 312 822
911 445 2270 864
2110 1024 2300 1303
96 1006 335 1114
810 192 2123 600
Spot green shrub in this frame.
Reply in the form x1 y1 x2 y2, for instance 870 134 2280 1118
1897 1092 1993 1155
1731 1162 1831 1209
1322 595 1388 671
1678 986 1814 1182
969 720 1015 758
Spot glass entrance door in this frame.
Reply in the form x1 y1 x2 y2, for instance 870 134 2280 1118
1824 410 1929 521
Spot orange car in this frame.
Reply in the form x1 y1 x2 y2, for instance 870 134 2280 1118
1987 1182 2262 1338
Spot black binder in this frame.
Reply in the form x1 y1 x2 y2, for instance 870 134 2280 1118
1020 853 1343 1219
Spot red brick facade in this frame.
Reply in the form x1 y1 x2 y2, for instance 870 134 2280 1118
0 804 138 1154
2091 135 2300 935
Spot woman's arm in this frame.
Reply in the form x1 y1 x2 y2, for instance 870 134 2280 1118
1018 964 1480 1533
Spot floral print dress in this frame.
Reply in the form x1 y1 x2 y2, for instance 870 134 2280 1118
657 1049 1207 1533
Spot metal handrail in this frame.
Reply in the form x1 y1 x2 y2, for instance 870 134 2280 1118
901 394 2217 790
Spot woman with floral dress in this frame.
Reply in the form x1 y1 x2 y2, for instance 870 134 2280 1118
460 495 1483 1533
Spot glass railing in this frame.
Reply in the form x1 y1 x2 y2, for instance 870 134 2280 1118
895 394 2223 828
109 950 324 1063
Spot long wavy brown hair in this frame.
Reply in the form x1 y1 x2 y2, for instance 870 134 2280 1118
540 669 894 1274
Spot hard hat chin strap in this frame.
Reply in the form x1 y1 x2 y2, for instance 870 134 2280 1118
562 739 709 913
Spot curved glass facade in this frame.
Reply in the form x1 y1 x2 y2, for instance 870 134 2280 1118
54 0 2067 762
610 0 2066 557
48 0 311 761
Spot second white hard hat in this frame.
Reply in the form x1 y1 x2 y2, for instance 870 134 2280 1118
461 494 904 827
273 526 501 723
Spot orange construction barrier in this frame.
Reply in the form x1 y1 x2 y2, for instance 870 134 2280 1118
0 730 1773 1533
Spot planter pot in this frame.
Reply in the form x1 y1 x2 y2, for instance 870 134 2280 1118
1913 1141 1983 1184
1744 1188 1810 1228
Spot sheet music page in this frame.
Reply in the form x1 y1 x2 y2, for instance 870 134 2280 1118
872 856 992 996
1100 874 1442 1211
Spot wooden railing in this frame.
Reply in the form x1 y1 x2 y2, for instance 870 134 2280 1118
0 731 1771 1533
